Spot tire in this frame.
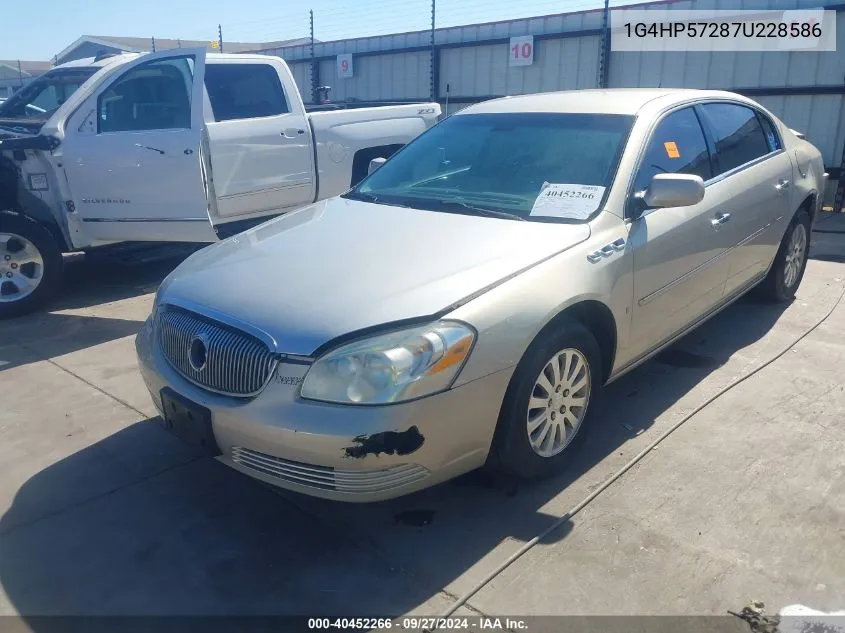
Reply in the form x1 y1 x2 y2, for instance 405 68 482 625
0 213 63 319
488 319 602 480
758 211 811 303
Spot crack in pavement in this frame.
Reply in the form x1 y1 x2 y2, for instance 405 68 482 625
8 343 482 616
19 342 150 420
0 455 205 538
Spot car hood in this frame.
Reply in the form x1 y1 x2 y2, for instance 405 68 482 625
158 197 590 355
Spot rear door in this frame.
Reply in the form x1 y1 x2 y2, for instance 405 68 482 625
628 105 731 359
203 59 315 220
61 49 218 243
697 102 793 296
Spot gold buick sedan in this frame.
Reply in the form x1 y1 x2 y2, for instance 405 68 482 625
136 88 825 501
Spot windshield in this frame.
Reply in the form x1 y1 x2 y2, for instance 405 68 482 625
347 112 634 222
0 68 97 121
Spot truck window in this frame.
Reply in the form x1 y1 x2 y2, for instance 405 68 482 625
98 57 193 133
0 68 97 121
205 64 290 121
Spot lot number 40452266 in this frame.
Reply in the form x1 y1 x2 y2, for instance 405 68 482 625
509 35 534 66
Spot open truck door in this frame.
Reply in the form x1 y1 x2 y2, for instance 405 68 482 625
59 49 218 243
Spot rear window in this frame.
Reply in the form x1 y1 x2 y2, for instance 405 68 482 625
758 113 782 152
700 103 772 176
205 64 289 121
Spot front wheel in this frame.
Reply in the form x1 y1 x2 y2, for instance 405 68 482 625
488 320 602 480
758 211 810 302
0 213 63 319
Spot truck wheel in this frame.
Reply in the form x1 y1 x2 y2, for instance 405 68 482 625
488 320 602 480
0 213 63 319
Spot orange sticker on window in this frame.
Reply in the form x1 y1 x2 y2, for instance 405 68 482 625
664 141 680 159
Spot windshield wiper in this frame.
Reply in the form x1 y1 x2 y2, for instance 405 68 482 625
430 200 527 221
343 190 414 208
344 190 376 201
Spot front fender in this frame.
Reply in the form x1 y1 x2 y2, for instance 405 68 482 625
447 213 631 387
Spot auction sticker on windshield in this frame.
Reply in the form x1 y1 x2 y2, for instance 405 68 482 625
530 183 605 220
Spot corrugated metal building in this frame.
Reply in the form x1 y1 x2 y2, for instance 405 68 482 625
260 0 845 204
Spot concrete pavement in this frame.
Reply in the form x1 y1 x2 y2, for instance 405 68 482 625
1 216 844 621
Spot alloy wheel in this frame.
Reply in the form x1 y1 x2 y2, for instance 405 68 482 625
0 232 45 303
526 348 591 458
783 223 807 289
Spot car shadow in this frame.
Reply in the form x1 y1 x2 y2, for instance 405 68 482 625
0 294 790 618
0 244 201 372
51 243 203 312
0 311 146 372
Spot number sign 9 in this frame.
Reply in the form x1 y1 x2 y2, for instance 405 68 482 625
509 35 534 67
337 54 353 78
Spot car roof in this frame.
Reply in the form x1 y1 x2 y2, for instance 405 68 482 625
458 88 753 116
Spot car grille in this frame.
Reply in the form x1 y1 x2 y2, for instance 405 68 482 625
157 306 277 397
231 447 429 494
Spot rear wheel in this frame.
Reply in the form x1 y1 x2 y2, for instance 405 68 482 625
758 211 810 302
488 320 602 480
0 214 63 319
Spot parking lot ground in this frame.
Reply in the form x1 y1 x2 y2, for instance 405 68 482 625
1 216 844 620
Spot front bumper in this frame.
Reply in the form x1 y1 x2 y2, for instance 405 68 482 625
135 318 512 502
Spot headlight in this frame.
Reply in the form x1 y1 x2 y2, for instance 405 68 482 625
301 321 475 405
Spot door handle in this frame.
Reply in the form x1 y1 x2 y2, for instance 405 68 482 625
711 212 731 227
775 179 791 192
282 128 306 138
135 144 165 155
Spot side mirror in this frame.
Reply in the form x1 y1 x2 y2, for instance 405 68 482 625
641 173 705 210
368 157 387 175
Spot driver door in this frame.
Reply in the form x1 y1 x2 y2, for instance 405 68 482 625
60 49 218 243
627 106 732 360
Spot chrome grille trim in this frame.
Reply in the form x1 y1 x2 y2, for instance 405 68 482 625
157 306 278 397
231 447 429 494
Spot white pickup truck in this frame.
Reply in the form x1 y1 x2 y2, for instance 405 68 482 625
0 49 441 317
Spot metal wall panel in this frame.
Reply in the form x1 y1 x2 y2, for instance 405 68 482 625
756 94 845 165
439 35 601 96
254 0 843 171
288 61 311 100
318 51 431 101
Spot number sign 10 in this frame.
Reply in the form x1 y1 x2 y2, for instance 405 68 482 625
509 35 534 66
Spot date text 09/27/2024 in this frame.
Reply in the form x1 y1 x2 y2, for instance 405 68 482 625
307 617 530 630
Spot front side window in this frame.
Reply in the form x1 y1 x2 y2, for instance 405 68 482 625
347 112 634 222
205 64 289 121
633 107 712 193
699 103 772 176
98 56 193 133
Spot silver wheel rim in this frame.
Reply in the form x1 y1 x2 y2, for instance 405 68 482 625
783 223 807 289
526 348 591 458
0 232 45 303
